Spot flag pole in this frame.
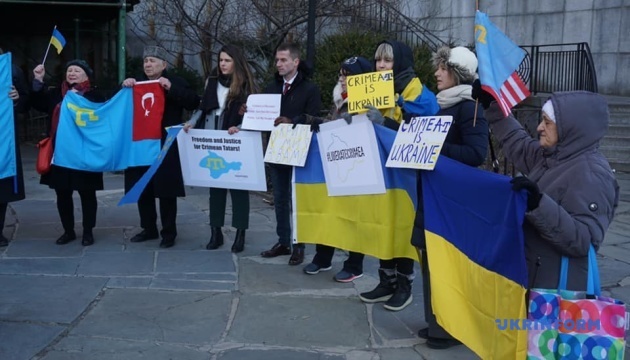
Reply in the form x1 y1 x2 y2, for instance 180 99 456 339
473 2 478 127
42 25 56 66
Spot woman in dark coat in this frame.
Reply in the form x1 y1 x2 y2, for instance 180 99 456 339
0 59 29 247
413 46 489 349
184 44 257 253
31 60 105 246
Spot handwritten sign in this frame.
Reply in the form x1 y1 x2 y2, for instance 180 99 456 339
264 124 313 166
317 116 385 196
385 115 452 170
346 70 395 114
241 94 281 131
176 129 267 191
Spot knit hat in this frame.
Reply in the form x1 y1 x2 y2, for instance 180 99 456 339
143 46 168 61
341 56 372 76
433 46 478 84
65 59 93 80
542 100 556 123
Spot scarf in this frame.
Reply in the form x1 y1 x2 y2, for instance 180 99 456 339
394 67 416 94
201 73 232 112
51 80 92 138
436 84 473 109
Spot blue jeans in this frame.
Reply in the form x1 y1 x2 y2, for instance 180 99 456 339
270 165 298 248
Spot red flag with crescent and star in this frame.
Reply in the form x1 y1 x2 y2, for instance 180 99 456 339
132 80 165 141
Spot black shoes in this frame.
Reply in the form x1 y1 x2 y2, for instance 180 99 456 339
0 234 8 247
231 229 245 253
206 227 224 250
288 247 305 265
359 269 397 303
426 337 462 349
159 237 175 248
130 229 159 243
261 243 291 257
82 232 95 246
56 232 77 245
383 273 413 311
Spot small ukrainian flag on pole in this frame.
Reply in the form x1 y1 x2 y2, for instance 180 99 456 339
42 25 66 65
50 27 66 54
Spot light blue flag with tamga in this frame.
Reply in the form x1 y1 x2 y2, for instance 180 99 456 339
0 52 16 180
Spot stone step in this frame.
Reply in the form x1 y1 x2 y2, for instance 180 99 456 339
609 161 630 173
601 135 630 147
601 146 630 171
606 124 630 137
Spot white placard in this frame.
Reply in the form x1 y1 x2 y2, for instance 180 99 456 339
241 94 281 131
385 115 453 170
264 124 313 167
316 115 385 196
176 129 267 191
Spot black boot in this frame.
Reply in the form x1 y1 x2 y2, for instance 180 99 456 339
359 269 397 303
384 273 413 311
231 229 245 253
206 227 224 250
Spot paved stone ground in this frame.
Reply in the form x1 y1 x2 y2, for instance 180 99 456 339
0 144 628 360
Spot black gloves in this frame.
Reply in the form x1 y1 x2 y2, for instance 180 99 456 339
309 118 323 133
471 79 495 110
511 176 542 211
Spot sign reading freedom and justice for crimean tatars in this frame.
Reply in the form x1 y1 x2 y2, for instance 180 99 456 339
346 70 395 113
386 115 453 170
191 136 242 151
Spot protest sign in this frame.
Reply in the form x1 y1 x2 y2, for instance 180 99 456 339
346 70 395 113
264 124 313 166
241 94 281 131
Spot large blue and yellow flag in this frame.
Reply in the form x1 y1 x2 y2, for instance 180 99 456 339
53 88 160 172
294 124 419 260
0 52 16 180
422 156 528 359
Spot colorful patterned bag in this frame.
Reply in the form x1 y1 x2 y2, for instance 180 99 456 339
527 246 628 359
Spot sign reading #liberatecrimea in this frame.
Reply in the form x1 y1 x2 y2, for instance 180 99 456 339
385 115 452 170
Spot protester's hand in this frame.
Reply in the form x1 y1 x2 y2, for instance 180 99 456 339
228 126 240 135
238 104 247 116
183 123 193 133
511 176 542 211
365 105 385 125
121 78 136 88
8 86 18 101
158 77 171 90
274 116 292 126
471 79 495 110
33 64 45 82
309 118 323 133
341 113 352 125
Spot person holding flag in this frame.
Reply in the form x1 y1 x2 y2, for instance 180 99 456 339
123 46 200 249
0 47 29 247
30 59 105 247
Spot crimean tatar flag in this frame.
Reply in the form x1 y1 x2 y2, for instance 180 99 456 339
422 155 528 359
0 52 16 180
475 10 530 117
293 124 419 261
53 88 162 172
50 28 66 54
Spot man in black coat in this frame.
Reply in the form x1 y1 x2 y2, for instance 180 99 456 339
259 43 322 265
122 46 200 248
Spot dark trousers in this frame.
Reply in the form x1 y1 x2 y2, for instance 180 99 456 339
137 187 177 240
313 244 364 275
0 202 7 230
209 187 249 230
420 248 452 339
270 165 302 249
379 257 414 276
55 189 97 234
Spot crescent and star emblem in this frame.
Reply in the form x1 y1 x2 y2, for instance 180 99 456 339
141 92 155 117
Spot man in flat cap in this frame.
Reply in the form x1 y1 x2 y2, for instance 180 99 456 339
122 46 200 248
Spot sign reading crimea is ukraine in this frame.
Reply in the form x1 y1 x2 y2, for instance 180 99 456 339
176 129 266 191
346 70 394 114
386 115 453 170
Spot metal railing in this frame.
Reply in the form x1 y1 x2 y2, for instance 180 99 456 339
518 42 598 94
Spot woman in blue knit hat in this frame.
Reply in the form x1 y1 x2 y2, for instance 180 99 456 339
31 59 105 247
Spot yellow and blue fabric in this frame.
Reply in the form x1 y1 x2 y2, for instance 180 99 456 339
50 28 66 54
294 124 419 260
54 88 160 172
381 77 439 123
422 155 528 359
0 53 16 181
118 126 182 206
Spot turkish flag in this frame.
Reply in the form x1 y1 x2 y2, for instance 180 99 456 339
132 81 165 141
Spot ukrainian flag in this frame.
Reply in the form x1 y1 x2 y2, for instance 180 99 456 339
422 156 528 359
293 124 419 261
50 28 66 54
